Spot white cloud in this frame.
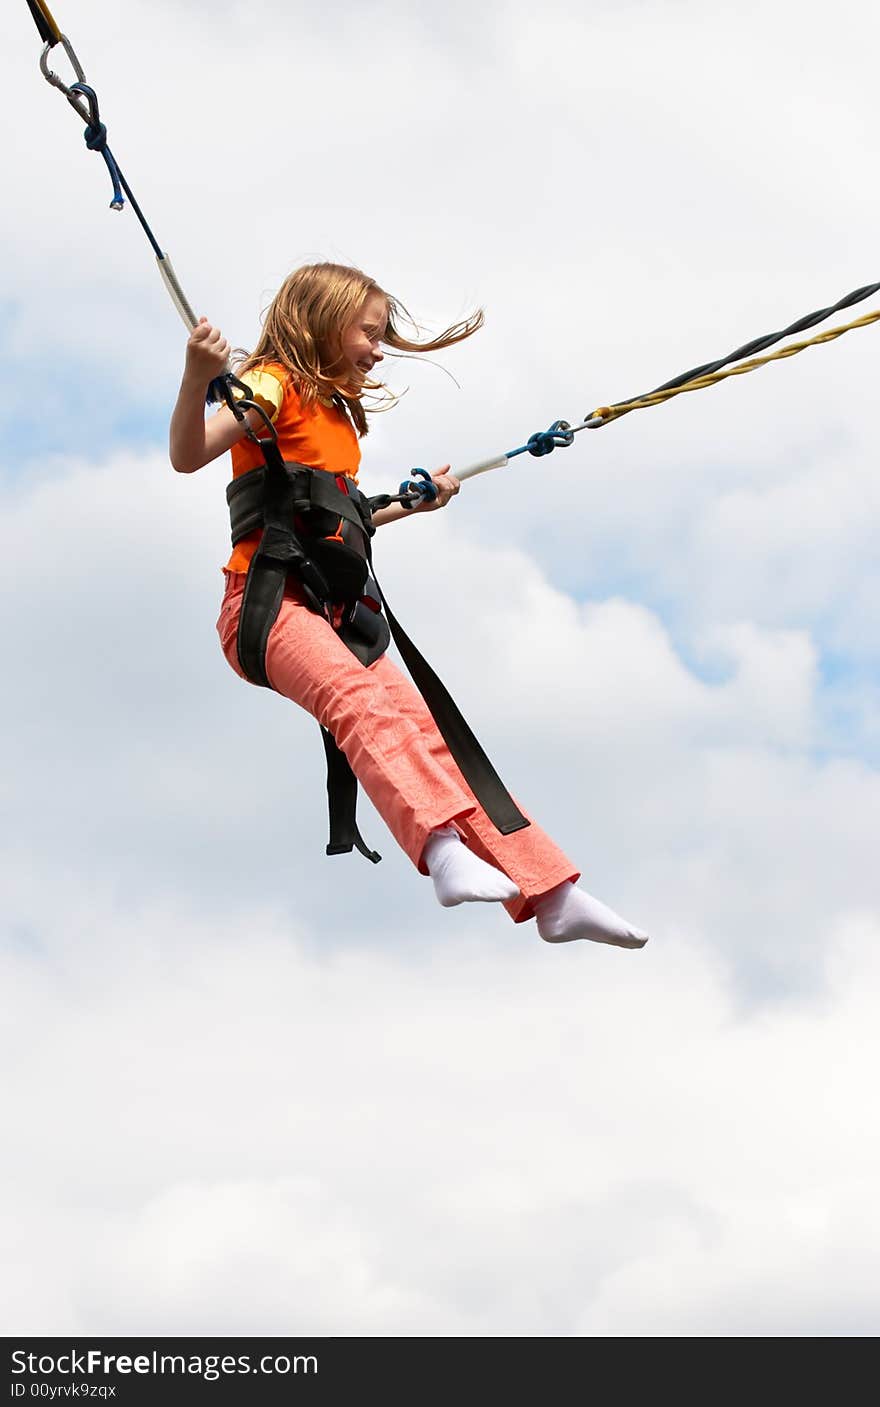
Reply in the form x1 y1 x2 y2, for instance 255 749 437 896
3 0 879 1339
2 902 878 1335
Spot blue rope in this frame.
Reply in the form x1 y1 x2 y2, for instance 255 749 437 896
63 79 164 258
69 83 125 210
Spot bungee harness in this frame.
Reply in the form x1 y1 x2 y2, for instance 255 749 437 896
226 437 530 860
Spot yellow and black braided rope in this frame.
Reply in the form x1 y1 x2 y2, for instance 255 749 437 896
26 0 62 46
591 306 880 425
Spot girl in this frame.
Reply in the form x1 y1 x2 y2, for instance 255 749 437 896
169 262 648 950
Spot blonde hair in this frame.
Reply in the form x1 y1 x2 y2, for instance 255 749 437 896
237 262 483 436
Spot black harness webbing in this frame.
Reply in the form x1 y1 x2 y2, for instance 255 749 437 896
374 590 530 837
320 724 374 858
228 442 529 860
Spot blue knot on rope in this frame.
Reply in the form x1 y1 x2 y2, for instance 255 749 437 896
70 82 125 210
525 419 575 457
398 467 439 509
83 121 108 151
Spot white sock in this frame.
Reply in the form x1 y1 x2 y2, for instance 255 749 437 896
424 827 520 908
535 881 649 949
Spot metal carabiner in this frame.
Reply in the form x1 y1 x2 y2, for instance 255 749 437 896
39 34 86 98
67 80 101 130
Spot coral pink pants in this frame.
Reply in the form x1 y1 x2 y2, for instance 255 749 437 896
217 571 578 922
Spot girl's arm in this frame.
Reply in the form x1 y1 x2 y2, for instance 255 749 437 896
169 318 263 473
371 465 460 526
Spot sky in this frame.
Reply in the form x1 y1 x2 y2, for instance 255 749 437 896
2 0 878 1337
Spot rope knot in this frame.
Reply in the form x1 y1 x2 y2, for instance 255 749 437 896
398 467 439 509
526 420 574 457
526 431 553 457
83 121 108 151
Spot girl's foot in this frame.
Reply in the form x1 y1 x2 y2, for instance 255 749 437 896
535 881 648 949
424 827 520 908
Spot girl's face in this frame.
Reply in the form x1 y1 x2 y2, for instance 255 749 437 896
340 290 388 382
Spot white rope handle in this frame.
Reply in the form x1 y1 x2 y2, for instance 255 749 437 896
454 454 509 483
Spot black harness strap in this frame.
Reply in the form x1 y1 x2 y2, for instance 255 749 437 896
320 726 381 863
228 460 374 545
230 443 379 861
354 533 529 837
373 582 529 837
233 446 330 688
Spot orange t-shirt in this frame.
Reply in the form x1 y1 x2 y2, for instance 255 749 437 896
223 363 362 573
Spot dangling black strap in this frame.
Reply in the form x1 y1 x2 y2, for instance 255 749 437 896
368 566 529 837
320 726 381 863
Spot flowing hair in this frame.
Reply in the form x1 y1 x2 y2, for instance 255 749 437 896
236 262 483 436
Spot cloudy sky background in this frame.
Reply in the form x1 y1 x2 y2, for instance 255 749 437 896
2 0 878 1336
